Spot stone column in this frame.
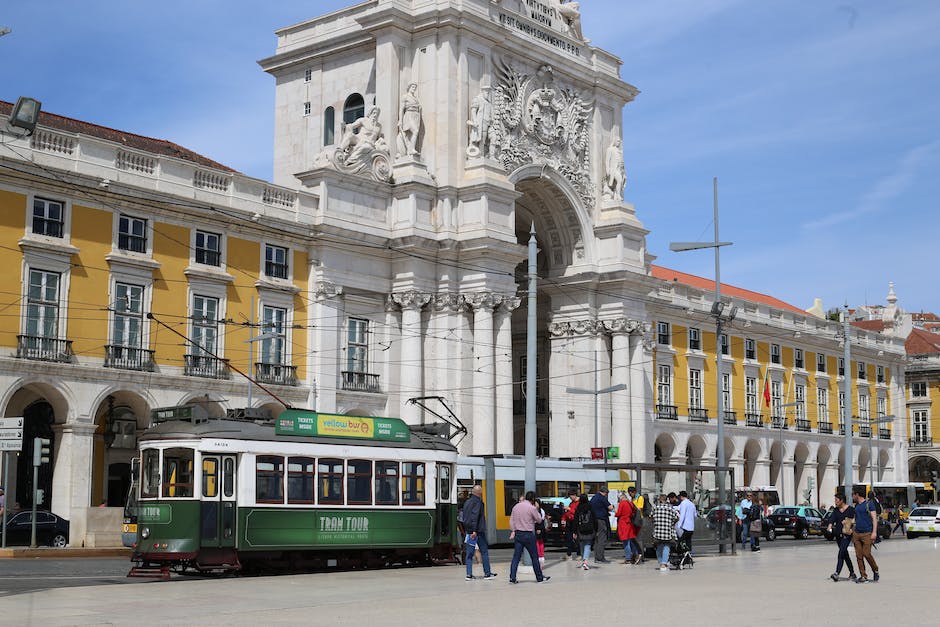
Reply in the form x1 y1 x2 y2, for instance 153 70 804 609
729 456 746 492
51 422 97 547
628 327 653 463
751 459 772 487
313 281 343 413
495 297 520 454
391 291 430 425
819 463 841 508
782 460 797 505
605 318 640 462
468 293 502 455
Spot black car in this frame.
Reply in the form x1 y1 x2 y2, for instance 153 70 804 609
768 506 824 539
708 506 776 541
2 511 70 547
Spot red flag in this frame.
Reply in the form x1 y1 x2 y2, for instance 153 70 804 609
762 369 771 407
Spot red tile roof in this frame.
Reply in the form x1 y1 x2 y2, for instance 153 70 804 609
0 100 235 173
906 328 940 356
851 320 888 332
650 265 807 315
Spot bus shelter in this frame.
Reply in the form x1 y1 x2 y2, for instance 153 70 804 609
589 462 737 555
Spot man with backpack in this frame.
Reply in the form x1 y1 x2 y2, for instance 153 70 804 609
590 487 614 563
461 485 497 581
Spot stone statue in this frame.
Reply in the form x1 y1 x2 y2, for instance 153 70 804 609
466 86 496 159
339 106 387 166
603 137 626 200
558 1 583 41
397 82 422 157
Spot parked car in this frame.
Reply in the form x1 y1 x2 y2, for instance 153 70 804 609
768 506 824 539
906 506 940 539
2 510 70 547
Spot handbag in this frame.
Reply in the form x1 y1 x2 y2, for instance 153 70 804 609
842 517 855 535
749 519 763 534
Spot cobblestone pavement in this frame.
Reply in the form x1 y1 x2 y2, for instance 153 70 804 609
3 537 937 626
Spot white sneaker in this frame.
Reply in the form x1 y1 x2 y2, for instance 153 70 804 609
581 562 590 570
659 565 669 572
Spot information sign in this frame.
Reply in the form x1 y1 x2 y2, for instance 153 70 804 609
0 417 23 451
275 410 411 442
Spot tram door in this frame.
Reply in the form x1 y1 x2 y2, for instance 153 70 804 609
200 455 237 548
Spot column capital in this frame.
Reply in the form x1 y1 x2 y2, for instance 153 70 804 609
391 290 431 311
432 293 466 312
548 318 601 337
602 317 643 335
315 281 343 301
466 292 504 312
498 296 522 313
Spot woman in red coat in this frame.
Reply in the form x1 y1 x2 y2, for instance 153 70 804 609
615 492 638 564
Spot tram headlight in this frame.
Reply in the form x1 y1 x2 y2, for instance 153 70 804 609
140 527 150 539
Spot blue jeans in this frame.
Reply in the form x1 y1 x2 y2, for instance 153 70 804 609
655 541 671 565
465 533 492 578
510 531 545 581
739 521 748 545
622 538 635 561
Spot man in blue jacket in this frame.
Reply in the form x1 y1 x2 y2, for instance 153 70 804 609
462 485 497 581
590 488 614 563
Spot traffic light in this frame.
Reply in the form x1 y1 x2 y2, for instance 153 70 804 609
807 476 815 490
36 489 45 505
33 437 50 467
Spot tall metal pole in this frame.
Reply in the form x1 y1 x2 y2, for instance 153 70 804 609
1 452 8 548
842 305 853 496
713 177 727 551
524 224 537 493
247 295 254 409
593 349 599 448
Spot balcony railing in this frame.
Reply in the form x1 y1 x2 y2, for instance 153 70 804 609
818 421 833 435
878 428 891 440
656 404 678 420
688 407 709 422
795 418 811 432
341 371 381 393
723 410 737 425
771 416 789 430
184 354 231 380
909 437 933 448
513 398 548 414
745 413 763 427
104 345 155 372
16 335 74 363
255 362 298 386
858 426 872 438
838 423 846 435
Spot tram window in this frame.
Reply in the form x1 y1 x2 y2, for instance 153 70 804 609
584 482 605 496
347 460 372 505
402 462 425 505
141 449 160 498
223 457 235 498
318 458 344 505
504 481 524 513
202 458 218 498
287 456 315 504
375 461 399 505
163 448 194 498
438 464 452 502
558 481 581 497
256 455 285 503
536 481 555 497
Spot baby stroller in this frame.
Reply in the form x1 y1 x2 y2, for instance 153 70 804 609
669 536 694 570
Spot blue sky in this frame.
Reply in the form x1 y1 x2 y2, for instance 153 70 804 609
3 1 939 314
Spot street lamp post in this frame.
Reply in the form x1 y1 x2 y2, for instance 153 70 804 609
670 177 734 549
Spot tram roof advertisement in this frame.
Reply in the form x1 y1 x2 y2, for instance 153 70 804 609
275 410 411 442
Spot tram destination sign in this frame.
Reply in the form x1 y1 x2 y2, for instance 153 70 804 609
275 410 411 442
0 417 23 451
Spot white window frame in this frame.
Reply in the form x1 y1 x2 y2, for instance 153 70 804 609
28 196 67 239
912 410 929 441
770 343 781 365
912 381 927 397
816 353 826 373
857 361 867 380
722 372 732 411
656 322 670 346
877 395 887 419
347 318 370 374
771 380 783 417
795 384 805 421
110 282 145 349
688 368 703 409
817 387 829 423
858 391 870 421
304 68 312 82
745 338 756 360
190 294 221 358
745 376 757 414
794 348 804 370
24 268 62 339
193 229 224 268
303 101 311 116
688 327 701 351
262 244 291 281
116 213 150 254
838 391 846 426
657 365 672 405
877 365 885 384
720 333 729 356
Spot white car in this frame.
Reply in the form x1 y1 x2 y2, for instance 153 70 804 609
906 506 940 538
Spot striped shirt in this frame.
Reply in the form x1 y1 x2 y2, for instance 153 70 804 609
651 501 679 542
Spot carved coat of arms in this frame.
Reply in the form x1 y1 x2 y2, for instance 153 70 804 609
491 59 595 207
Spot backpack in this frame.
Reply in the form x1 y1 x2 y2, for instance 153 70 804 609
577 507 595 535
630 502 643 528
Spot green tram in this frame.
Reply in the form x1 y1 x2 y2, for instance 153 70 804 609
128 407 459 578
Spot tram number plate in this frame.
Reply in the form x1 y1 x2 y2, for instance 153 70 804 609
122 523 138 534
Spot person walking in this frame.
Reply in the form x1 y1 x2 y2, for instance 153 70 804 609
651 494 678 572
615 492 638 564
562 490 579 560
851 486 880 583
628 486 646 562
509 491 550 584
534 498 547 568
827 492 858 582
573 494 595 570
739 492 753 549
676 491 697 553
747 498 763 552
461 485 497 581
590 487 614 563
